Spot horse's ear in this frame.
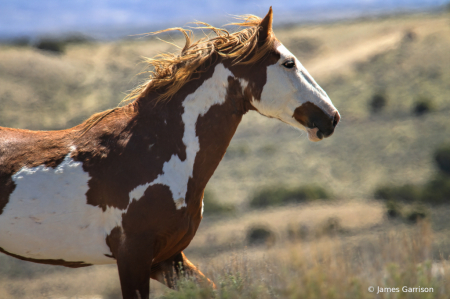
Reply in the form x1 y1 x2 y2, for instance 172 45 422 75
259 7 273 43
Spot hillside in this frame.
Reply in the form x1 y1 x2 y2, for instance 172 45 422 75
1 13 449 204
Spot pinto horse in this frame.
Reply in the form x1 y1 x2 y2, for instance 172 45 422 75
0 8 339 299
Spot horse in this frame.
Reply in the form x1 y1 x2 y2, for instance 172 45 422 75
0 7 339 299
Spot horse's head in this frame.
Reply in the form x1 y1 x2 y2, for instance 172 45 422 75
238 8 340 141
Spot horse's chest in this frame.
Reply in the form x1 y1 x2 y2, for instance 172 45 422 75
153 209 202 262
0 156 121 265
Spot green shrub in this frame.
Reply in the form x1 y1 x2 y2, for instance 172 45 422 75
434 144 450 175
246 225 275 246
33 34 93 54
422 174 450 205
385 200 402 219
384 201 428 224
63 33 93 44
369 91 387 114
203 189 235 216
249 185 330 209
35 38 65 54
375 176 450 206
413 96 434 116
405 204 429 223
374 184 421 203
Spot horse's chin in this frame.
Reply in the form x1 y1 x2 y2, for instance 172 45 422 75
306 127 323 142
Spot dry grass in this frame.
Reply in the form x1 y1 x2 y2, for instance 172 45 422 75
1 201 450 298
166 219 450 299
0 265 119 299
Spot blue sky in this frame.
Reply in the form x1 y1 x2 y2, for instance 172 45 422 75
0 0 446 39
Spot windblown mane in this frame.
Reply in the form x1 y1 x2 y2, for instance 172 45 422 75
78 15 275 136
126 14 275 103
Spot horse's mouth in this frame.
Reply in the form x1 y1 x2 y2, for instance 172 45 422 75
292 103 340 142
306 127 323 142
307 126 337 142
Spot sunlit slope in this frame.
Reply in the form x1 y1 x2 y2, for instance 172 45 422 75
1 13 449 202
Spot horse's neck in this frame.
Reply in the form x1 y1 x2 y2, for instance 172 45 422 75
134 63 245 208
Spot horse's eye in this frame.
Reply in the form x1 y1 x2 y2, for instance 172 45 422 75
282 60 295 69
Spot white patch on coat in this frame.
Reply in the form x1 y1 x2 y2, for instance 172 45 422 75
252 44 336 132
201 195 204 217
239 78 249 91
129 64 232 209
0 147 121 264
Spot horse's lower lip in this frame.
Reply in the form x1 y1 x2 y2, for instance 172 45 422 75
306 127 323 142
316 130 323 139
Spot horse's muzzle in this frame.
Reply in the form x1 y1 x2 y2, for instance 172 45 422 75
296 107 340 142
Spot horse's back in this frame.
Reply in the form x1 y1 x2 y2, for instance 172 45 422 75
0 126 71 168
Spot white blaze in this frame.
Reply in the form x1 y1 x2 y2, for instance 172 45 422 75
252 44 335 132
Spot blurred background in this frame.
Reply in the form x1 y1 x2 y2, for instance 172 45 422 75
1 1 450 298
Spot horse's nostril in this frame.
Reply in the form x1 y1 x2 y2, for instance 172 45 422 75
332 111 340 127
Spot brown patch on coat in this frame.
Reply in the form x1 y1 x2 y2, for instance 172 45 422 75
148 69 247 261
293 101 336 138
225 40 281 104
74 101 186 211
104 59 248 266
103 57 221 266
0 246 91 268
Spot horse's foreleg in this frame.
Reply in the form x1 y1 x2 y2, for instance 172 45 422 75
151 251 216 290
110 233 154 299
